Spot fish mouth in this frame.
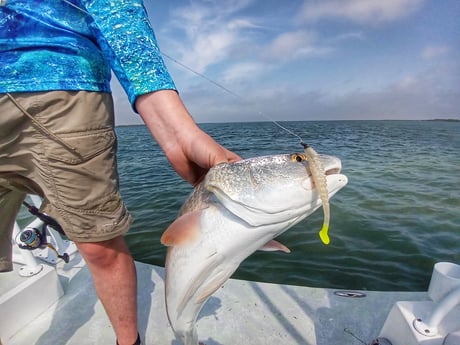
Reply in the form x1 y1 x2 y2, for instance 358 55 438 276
318 154 342 176
326 167 341 175
310 155 347 197
207 154 347 227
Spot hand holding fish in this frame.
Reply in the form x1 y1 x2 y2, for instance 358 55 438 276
136 90 241 185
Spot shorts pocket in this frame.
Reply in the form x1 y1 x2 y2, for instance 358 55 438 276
42 127 120 213
45 128 115 164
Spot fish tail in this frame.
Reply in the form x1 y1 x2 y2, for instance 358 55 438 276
318 223 330 245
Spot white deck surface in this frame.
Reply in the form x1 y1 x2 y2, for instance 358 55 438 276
3 255 428 345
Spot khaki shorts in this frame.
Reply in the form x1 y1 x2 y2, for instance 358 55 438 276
0 91 132 272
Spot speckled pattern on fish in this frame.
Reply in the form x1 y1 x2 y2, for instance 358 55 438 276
0 0 176 109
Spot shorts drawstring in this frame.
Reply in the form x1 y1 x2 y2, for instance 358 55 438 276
6 92 82 157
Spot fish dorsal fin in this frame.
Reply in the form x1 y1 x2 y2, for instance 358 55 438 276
259 240 291 253
160 211 202 247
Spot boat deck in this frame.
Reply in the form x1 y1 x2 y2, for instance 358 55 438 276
1 254 428 345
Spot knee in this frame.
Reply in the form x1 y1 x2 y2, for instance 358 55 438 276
76 235 131 268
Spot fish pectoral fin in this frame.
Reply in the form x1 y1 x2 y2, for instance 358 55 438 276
259 240 291 253
161 211 202 247
196 266 239 304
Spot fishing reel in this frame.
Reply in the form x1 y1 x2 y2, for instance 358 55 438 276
17 226 45 250
16 201 70 263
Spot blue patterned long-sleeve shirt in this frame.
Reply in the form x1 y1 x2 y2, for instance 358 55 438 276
0 0 176 110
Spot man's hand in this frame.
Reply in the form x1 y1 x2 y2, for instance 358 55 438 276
135 90 241 185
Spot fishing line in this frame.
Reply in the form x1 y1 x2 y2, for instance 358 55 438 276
161 52 306 146
161 52 242 100
61 0 88 13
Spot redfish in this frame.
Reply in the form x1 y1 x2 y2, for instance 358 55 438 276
161 153 348 345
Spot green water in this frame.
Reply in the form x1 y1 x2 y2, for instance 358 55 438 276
115 120 459 291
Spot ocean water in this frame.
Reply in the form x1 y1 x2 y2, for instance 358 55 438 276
116 120 459 292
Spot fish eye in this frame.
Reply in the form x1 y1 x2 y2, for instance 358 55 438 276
291 153 307 162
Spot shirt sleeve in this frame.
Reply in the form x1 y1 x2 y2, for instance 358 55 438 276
81 0 176 111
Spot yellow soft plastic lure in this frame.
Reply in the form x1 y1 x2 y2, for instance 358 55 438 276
302 144 330 245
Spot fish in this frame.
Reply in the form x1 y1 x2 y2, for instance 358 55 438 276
161 153 348 345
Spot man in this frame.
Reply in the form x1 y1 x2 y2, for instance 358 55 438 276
0 1 240 344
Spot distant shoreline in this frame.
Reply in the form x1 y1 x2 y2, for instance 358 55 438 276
116 118 460 127
426 118 460 122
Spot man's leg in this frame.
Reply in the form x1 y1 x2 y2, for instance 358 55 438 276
76 235 138 345
0 186 26 272
2 91 137 343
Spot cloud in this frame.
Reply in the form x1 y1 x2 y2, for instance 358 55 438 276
263 30 330 61
163 0 260 73
221 62 268 84
111 0 458 125
297 0 424 24
328 31 365 42
113 62 460 124
173 57 460 123
421 44 451 60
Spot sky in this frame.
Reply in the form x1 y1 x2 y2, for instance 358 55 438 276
112 0 460 125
